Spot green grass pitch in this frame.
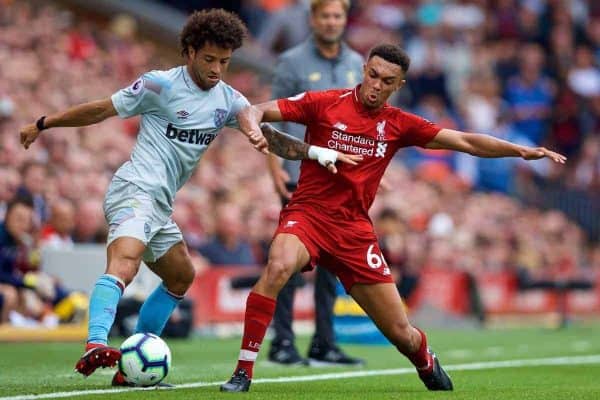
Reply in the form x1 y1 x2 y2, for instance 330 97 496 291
0 325 598 400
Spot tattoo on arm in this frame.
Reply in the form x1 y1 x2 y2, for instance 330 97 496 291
260 124 309 160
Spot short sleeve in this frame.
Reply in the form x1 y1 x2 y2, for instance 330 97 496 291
111 72 162 118
225 90 251 128
277 91 325 125
402 112 441 147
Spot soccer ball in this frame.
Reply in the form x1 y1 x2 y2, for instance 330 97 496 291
118 333 172 386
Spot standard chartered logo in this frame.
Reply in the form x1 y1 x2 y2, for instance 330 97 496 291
327 129 388 158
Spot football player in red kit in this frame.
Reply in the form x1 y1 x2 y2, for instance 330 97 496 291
221 43 566 393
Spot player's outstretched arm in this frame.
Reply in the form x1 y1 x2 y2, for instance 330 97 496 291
235 100 292 154
425 129 567 164
236 105 270 155
19 98 117 149
260 123 362 173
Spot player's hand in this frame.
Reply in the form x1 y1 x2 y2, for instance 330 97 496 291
520 146 566 163
308 146 363 174
270 166 292 199
19 123 41 149
329 152 363 174
246 129 269 155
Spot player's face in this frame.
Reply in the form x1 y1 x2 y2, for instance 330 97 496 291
359 56 405 109
187 42 233 90
5 204 33 241
310 0 347 45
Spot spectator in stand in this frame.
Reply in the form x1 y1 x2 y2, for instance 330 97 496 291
258 0 310 55
374 208 420 302
16 161 48 226
197 202 257 267
0 196 49 322
572 136 600 191
504 43 554 145
72 199 106 243
0 167 20 223
39 198 75 250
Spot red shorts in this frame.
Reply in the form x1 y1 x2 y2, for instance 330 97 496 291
275 207 393 292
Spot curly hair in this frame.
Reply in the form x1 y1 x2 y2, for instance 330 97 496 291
368 44 410 74
180 9 248 57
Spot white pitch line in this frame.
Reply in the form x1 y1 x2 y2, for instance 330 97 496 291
2 354 600 400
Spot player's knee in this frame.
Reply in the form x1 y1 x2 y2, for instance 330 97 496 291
107 255 141 285
265 259 294 289
165 262 195 295
179 263 195 288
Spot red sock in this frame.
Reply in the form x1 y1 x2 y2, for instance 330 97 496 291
235 291 276 379
398 327 433 374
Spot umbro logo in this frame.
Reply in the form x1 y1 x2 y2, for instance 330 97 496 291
333 122 347 131
285 220 298 228
176 110 190 120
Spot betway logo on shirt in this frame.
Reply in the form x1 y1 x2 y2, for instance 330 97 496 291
165 123 215 145
328 130 387 158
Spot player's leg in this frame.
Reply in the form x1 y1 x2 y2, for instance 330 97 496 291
136 240 195 335
75 237 145 376
221 233 310 392
112 239 194 387
269 185 305 365
349 282 453 390
269 273 305 365
308 267 364 366
77 178 154 377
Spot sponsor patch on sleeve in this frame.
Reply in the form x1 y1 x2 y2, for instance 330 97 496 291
130 78 144 95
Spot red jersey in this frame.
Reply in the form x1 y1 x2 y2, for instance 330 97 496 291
277 86 440 223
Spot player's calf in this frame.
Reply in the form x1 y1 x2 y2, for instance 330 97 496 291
75 343 121 376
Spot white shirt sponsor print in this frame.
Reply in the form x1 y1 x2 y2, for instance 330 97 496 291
327 120 389 158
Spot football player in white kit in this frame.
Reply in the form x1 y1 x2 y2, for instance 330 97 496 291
19 9 360 386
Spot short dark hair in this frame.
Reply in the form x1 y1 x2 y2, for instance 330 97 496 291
368 44 410 74
180 9 248 57
6 194 34 215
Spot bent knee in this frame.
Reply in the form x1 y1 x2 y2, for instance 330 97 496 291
107 256 141 285
170 264 196 294
180 264 196 287
264 259 296 288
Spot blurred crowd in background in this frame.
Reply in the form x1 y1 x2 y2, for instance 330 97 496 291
1 0 600 325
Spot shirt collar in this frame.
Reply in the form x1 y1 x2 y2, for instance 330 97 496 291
182 65 216 94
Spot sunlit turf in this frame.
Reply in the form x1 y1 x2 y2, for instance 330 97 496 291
0 325 598 399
